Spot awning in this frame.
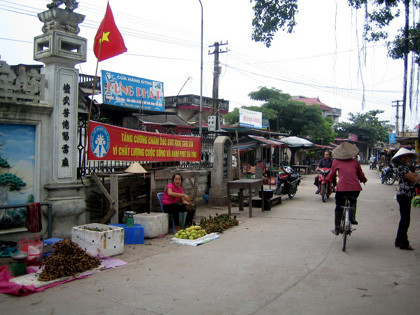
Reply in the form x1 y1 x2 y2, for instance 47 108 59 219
248 135 285 147
233 140 260 153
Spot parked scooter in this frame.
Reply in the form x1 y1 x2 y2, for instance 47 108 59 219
317 168 333 202
380 165 396 185
274 166 301 198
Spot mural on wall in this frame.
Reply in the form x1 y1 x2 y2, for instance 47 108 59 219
0 123 35 230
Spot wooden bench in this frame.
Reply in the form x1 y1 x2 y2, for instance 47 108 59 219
252 195 282 210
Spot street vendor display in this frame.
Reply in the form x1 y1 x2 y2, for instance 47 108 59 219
39 239 101 281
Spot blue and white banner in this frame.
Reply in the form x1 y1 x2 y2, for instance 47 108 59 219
239 108 262 129
101 70 164 112
389 133 396 144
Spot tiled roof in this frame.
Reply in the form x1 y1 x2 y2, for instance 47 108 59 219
294 97 333 112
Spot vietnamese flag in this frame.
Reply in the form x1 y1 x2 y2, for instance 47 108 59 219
94 2 127 61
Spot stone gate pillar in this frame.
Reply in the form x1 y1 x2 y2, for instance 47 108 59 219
210 136 233 206
34 6 87 237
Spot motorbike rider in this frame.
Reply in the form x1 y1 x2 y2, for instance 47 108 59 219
369 155 377 169
314 151 336 194
326 142 367 235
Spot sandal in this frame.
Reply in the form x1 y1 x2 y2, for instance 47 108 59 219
399 245 414 250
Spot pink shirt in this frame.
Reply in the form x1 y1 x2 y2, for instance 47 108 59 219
161 182 184 205
326 158 367 192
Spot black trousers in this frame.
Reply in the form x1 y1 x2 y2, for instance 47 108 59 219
334 191 360 228
163 203 186 226
163 203 195 227
395 195 412 247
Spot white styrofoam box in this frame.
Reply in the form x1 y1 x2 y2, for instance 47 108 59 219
133 213 169 238
72 223 124 257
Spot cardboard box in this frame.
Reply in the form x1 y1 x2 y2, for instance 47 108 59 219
133 213 168 238
72 223 124 257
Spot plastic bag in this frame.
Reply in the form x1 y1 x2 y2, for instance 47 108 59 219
19 234 43 266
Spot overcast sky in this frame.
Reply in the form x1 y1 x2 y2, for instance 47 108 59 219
1 0 419 131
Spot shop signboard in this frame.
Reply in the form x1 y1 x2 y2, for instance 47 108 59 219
88 121 201 162
101 70 164 112
262 118 269 130
389 133 396 144
348 133 358 141
239 108 262 129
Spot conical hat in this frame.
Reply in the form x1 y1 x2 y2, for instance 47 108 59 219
124 162 147 174
391 148 416 162
332 142 359 160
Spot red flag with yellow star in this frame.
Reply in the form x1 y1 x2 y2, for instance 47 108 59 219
94 2 127 61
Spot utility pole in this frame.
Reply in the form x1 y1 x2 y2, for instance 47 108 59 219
209 41 228 130
392 100 402 137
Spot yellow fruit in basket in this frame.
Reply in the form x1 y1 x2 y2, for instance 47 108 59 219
189 236 194 240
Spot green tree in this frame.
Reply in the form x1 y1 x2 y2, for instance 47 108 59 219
250 0 420 129
248 87 335 144
0 147 26 206
334 110 389 145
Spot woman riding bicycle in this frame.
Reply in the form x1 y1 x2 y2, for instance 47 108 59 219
326 142 367 235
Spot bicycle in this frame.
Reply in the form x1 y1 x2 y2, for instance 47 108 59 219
339 196 357 251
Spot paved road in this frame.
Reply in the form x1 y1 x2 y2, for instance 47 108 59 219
1 165 419 314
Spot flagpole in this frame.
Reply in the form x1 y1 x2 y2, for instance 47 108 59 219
198 0 203 138
81 1 126 175
82 37 103 172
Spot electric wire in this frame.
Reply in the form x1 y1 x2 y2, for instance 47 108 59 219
0 0 417 122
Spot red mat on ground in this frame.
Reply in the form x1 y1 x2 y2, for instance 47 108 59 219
0 257 126 296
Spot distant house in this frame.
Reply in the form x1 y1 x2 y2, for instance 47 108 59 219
292 96 341 123
164 94 229 125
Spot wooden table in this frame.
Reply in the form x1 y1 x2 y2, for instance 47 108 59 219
292 165 309 175
227 179 264 218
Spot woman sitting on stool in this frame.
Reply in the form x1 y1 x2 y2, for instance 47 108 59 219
161 173 193 231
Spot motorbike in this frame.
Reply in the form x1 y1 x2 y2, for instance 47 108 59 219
380 165 396 185
369 157 377 170
317 168 333 202
274 166 301 198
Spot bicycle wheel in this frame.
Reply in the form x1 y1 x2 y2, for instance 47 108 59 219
342 229 347 251
341 201 352 252
339 208 346 250
321 183 326 202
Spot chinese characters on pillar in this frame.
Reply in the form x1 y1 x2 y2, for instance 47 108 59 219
61 83 71 167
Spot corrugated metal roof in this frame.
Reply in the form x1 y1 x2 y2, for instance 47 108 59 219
248 135 285 146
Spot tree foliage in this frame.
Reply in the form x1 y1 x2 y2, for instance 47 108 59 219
250 0 299 48
0 151 26 192
227 87 335 144
334 110 389 145
250 0 420 130
251 0 420 62
0 173 26 191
